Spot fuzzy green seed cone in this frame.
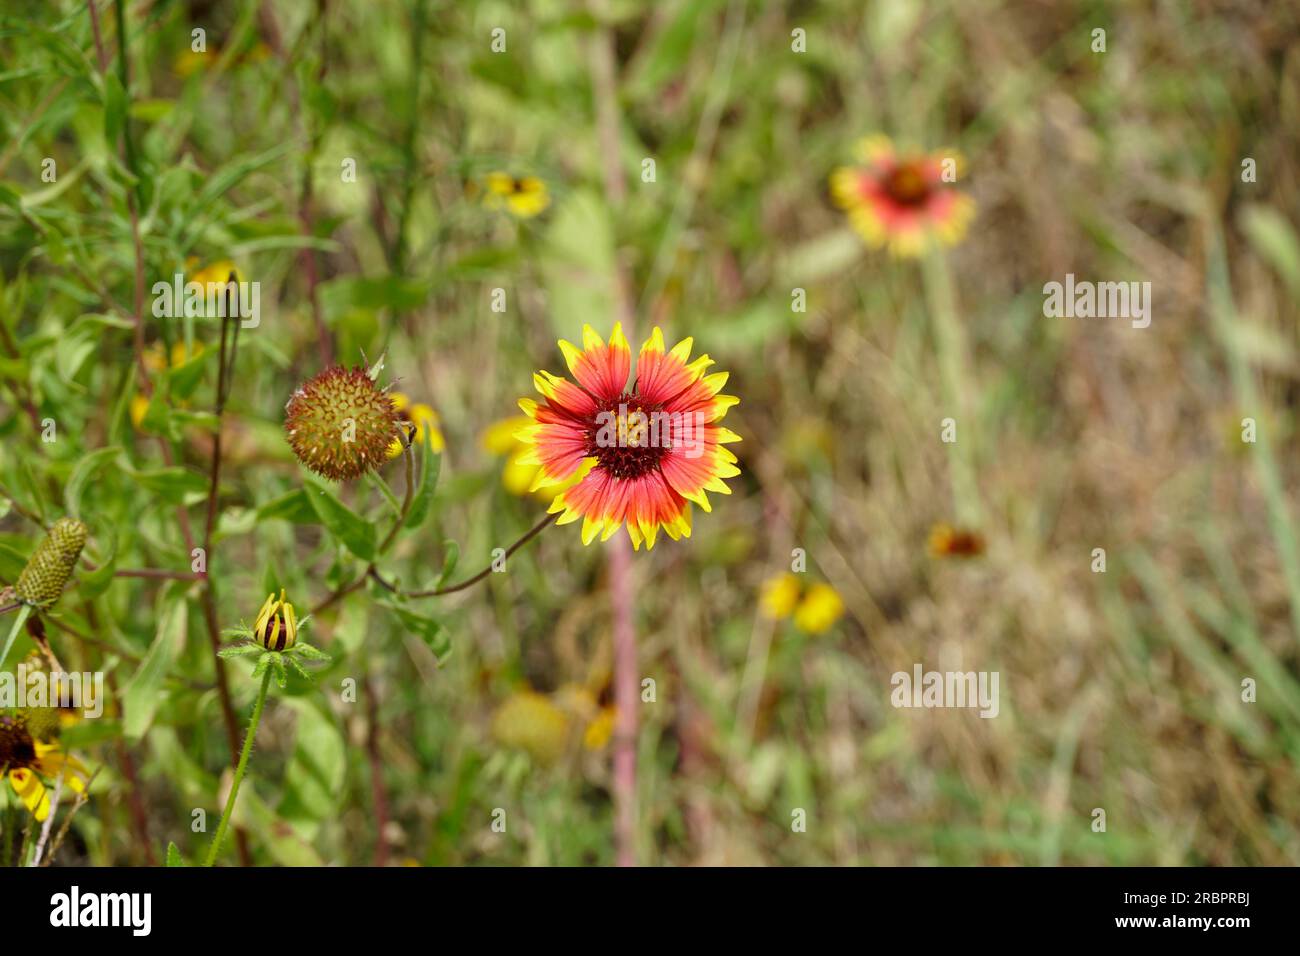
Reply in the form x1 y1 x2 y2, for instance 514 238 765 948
14 517 88 609
17 706 61 741
284 366 400 481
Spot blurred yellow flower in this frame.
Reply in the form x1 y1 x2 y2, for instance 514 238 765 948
132 340 205 429
793 582 845 634
144 339 204 373
481 415 581 501
388 392 445 458
173 43 271 78
129 393 152 430
492 683 615 762
759 573 801 620
188 259 244 288
491 690 570 765
582 706 616 751
481 172 549 218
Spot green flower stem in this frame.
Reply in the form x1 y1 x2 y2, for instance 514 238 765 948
0 605 33 672
377 438 417 555
204 668 272 867
921 249 983 526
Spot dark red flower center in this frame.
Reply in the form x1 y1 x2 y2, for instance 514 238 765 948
0 717 37 771
883 162 932 206
586 394 667 480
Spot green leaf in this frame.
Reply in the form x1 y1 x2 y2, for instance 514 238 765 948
103 72 126 149
403 430 441 529
435 540 460 589
122 592 188 740
541 189 617 339
129 466 209 502
1240 204 1300 294
166 346 213 400
64 446 122 519
166 841 186 867
379 598 449 660
304 476 376 561
175 144 291 247
319 276 430 320
278 698 346 825
80 527 118 600
55 324 99 383
256 489 318 524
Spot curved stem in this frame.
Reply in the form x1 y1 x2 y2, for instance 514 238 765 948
204 668 272 867
382 512 558 598
377 436 416 555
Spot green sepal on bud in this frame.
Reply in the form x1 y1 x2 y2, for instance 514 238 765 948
14 518 88 609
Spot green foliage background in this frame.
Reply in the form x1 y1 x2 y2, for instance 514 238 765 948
2 0 1299 865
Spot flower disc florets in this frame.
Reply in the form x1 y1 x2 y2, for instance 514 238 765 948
284 365 400 481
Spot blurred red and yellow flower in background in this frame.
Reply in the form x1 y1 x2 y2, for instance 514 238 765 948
515 324 741 550
928 523 986 558
831 135 975 257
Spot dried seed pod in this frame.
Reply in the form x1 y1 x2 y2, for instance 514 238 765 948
284 366 400 481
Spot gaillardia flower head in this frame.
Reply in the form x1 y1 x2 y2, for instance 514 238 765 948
284 365 400 480
515 324 741 550
15 517 88 609
830 135 975 257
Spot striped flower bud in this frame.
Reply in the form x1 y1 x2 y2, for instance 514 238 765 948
284 365 400 481
14 518 88 609
254 590 298 651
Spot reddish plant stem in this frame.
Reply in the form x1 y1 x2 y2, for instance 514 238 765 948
364 674 390 866
114 568 203 580
588 3 640 866
92 0 249 866
114 739 155 865
609 540 638 866
198 307 251 865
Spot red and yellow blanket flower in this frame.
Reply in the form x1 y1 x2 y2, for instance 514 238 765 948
830 135 975 257
515 324 741 550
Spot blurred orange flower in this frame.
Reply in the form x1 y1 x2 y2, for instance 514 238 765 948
928 523 986 558
831 135 975 257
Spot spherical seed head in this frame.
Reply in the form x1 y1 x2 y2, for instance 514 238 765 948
14 518 88 609
284 366 400 481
